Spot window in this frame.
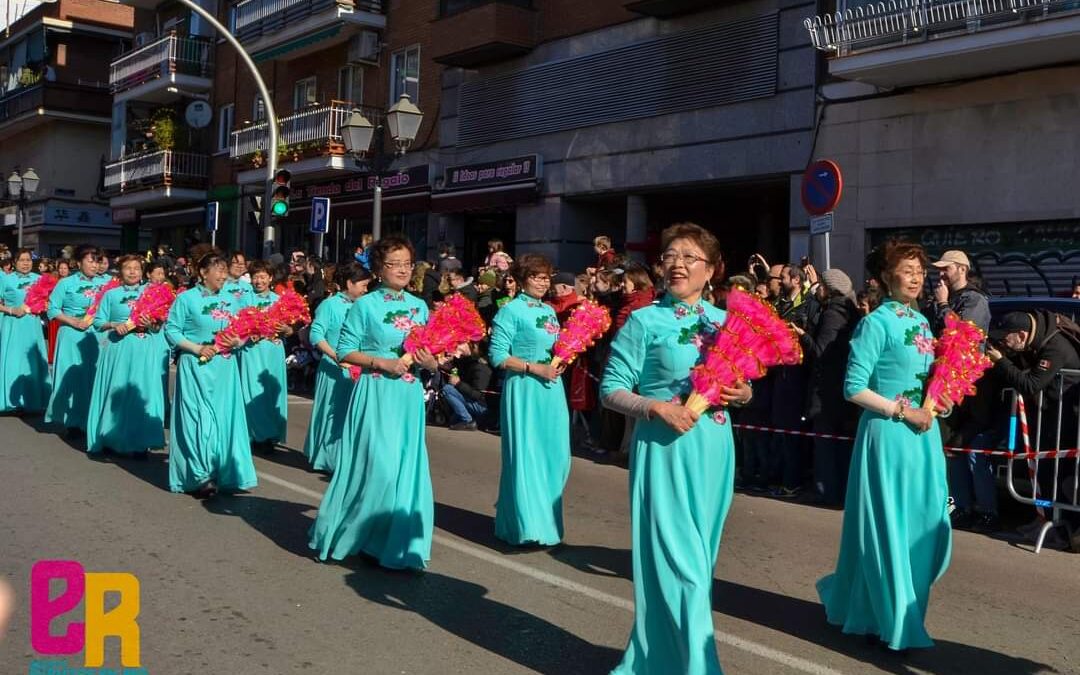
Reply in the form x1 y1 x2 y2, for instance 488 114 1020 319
293 77 317 110
337 66 363 105
253 94 266 122
227 4 237 33
390 46 420 104
217 103 235 153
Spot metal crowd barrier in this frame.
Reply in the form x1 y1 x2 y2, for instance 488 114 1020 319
1004 368 1080 553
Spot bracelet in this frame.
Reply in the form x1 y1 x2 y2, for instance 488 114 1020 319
524 362 531 375
893 402 906 422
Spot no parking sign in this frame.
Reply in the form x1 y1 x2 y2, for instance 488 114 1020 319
801 160 843 216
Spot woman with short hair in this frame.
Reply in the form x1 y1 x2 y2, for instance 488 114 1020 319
238 259 291 453
0 248 51 414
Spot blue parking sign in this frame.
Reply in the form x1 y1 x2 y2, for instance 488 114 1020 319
310 197 330 234
206 201 219 232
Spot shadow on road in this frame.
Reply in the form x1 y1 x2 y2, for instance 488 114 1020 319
201 494 317 558
344 566 622 675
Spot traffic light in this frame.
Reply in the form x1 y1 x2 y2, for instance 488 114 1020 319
270 169 291 218
247 194 263 229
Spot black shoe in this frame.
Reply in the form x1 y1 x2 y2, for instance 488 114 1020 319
772 486 801 499
66 427 86 439
970 512 1001 534
449 421 478 431
190 481 218 499
950 509 976 530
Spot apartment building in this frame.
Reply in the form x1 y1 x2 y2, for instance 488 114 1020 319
0 0 132 254
804 0 1080 295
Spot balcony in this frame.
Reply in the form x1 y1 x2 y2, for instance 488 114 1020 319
104 150 209 209
0 81 112 142
624 0 729 18
806 0 1080 87
110 34 214 104
233 0 385 62
432 0 537 68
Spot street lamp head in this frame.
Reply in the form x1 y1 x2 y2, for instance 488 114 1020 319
341 108 375 156
6 171 22 199
21 168 40 197
386 93 423 155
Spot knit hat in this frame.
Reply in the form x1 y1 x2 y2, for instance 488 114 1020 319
477 270 497 287
820 269 854 300
552 272 577 287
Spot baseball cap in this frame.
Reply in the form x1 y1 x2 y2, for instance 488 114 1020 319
553 272 576 287
988 311 1033 343
932 250 972 268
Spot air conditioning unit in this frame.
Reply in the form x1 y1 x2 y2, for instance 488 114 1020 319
134 32 155 48
347 31 380 65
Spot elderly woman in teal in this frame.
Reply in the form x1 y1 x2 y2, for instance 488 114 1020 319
303 261 371 473
45 245 111 435
817 240 951 653
601 222 751 675
238 260 290 453
309 236 437 570
488 253 571 547
86 255 168 457
0 249 51 414
164 253 256 499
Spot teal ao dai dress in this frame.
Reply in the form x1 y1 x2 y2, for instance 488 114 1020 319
164 285 258 493
303 291 356 473
488 293 571 546
600 295 734 675
85 283 169 455
308 286 432 569
817 300 951 650
0 271 51 413
238 290 288 445
223 277 254 307
45 273 111 431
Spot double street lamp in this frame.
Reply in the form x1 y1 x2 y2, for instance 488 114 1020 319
340 93 424 241
6 168 40 249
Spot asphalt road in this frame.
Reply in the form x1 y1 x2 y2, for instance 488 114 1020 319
1 394 1077 675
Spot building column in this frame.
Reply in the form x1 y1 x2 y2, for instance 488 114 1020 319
626 194 647 263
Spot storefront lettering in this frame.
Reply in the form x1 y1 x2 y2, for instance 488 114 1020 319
444 156 540 190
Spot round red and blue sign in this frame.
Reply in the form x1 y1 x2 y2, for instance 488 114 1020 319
801 160 843 216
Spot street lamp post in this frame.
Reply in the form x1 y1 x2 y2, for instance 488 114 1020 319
6 168 40 250
340 94 424 242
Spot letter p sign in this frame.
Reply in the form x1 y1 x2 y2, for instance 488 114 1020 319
31 560 141 667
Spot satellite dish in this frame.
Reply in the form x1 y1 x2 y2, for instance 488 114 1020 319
185 100 212 129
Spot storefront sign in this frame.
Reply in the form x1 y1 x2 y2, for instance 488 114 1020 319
24 204 114 228
112 207 137 224
443 155 541 191
292 166 431 203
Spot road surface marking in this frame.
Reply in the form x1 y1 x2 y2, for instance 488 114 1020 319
256 469 847 675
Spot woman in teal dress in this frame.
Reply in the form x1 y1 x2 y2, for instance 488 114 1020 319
488 254 571 546
224 251 254 306
818 240 951 652
238 260 290 453
86 255 168 457
45 245 111 435
164 253 257 499
0 249 51 414
303 261 371 473
600 223 752 675
309 236 438 569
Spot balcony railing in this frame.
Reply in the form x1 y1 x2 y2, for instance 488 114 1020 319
0 81 111 127
104 150 208 194
230 102 382 159
806 0 1080 53
234 0 382 35
110 34 214 93
0 83 44 124
439 0 531 18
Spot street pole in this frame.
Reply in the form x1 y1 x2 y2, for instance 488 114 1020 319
313 232 324 260
141 0 278 254
372 183 382 241
15 200 22 249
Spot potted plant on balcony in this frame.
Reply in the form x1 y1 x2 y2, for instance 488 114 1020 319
149 107 177 151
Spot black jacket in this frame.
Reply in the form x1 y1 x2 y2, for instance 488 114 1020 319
799 295 860 426
454 356 493 405
932 285 991 334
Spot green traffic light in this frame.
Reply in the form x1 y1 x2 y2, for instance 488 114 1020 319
271 200 289 216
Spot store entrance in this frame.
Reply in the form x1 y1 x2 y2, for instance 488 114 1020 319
463 210 516 273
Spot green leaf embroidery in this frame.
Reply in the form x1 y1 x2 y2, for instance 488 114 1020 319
903 325 921 346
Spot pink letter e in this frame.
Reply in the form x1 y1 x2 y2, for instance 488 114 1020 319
31 560 86 655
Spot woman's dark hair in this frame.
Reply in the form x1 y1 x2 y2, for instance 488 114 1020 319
866 239 928 293
335 260 372 288
621 262 654 290
510 253 554 286
116 254 144 270
248 260 273 278
13 247 34 263
147 261 167 278
488 239 504 252
197 252 228 273
370 236 416 277
73 244 103 263
57 259 71 271
660 222 722 267
228 250 246 264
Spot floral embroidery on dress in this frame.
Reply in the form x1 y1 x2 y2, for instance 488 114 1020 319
78 286 96 299
535 314 559 334
402 373 416 384
711 410 727 425
913 333 935 355
382 289 405 302
384 309 417 332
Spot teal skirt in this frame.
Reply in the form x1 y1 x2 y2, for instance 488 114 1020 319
0 314 51 412
86 330 168 454
303 356 355 473
45 324 101 430
238 339 288 443
169 352 258 493
308 370 432 569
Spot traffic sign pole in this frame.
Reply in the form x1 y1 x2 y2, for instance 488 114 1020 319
802 161 843 271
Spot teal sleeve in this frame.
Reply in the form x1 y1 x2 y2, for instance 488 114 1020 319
164 293 188 349
488 304 516 368
46 278 65 320
844 314 887 400
601 311 647 398
336 300 364 356
309 300 332 346
93 291 113 330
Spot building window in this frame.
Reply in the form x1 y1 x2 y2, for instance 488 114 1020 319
337 66 363 105
293 77 317 110
390 46 420 104
217 103 235 152
227 4 237 33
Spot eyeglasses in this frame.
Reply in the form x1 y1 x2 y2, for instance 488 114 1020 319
383 261 416 271
660 251 707 267
528 275 552 282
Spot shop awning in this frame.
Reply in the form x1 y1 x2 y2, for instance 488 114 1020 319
430 182 539 213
